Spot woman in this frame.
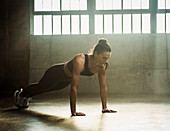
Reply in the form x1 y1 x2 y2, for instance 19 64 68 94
14 38 117 116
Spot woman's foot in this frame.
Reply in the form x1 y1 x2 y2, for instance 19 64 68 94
14 88 32 108
102 108 117 113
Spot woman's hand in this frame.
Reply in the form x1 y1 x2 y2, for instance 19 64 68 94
102 108 117 113
71 112 86 116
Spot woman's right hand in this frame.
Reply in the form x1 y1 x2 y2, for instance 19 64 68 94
71 112 86 116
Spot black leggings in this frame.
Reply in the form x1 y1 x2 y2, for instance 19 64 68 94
22 64 72 97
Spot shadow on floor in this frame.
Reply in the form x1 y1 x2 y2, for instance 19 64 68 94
2 108 80 131
4 108 65 123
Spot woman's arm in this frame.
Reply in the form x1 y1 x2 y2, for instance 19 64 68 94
98 67 107 110
70 54 86 116
98 66 117 113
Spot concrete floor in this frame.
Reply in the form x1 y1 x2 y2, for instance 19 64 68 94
0 93 170 131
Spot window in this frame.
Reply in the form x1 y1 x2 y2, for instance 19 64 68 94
167 13 170 33
157 0 170 33
158 0 170 9
81 15 89 34
114 15 122 34
96 0 149 10
95 15 103 34
157 13 170 33
142 14 150 33
157 14 165 33
123 14 131 34
53 15 61 35
62 0 87 10
34 15 42 35
34 0 87 11
32 0 170 35
94 0 150 34
132 14 141 33
62 15 70 35
44 15 52 35
33 0 88 35
104 15 112 34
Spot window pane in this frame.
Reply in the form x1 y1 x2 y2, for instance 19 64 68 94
53 15 61 35
123 14 131 33
81 15 89 34
113 0 121 9
104 0 112 10
104 15 112 34
52 0 60 11
62 0 69 10
114 14 122 34
43 0 52 11
62 15 70 34
62 0 87 10
132 0 140 9
72 15 79 34
96 0 103 10
80 0 87 10
158 0 170 9
142 14 150 33
34 0 43 11
142 0 149 9
157 14 165 33
166 13 170 33
95 15 103 34
167 0 170 9
132 14 141 33
34 15 42 35
123 0 131 9
158 0 165 9
44 15 52 35
71 0 79 10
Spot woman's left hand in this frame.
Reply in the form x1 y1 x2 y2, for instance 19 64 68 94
102 108 117 113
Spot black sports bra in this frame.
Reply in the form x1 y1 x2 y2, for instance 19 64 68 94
67 54 94 76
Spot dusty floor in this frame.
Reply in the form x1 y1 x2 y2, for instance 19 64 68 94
0 93 170 131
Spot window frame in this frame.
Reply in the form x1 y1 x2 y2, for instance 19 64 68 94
157 0 170 33
30 0 170 35
31 0 90 35
94 0 151 34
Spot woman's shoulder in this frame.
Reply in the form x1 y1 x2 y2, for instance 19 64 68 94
74 53 85 59
73 53 85 66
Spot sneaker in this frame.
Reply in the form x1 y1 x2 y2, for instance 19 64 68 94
14 88 32 108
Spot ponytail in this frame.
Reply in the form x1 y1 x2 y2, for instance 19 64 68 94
92 38 111 56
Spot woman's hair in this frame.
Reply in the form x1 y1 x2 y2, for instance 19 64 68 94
89 38 111 56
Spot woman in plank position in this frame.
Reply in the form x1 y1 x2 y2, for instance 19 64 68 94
14 38 117 116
